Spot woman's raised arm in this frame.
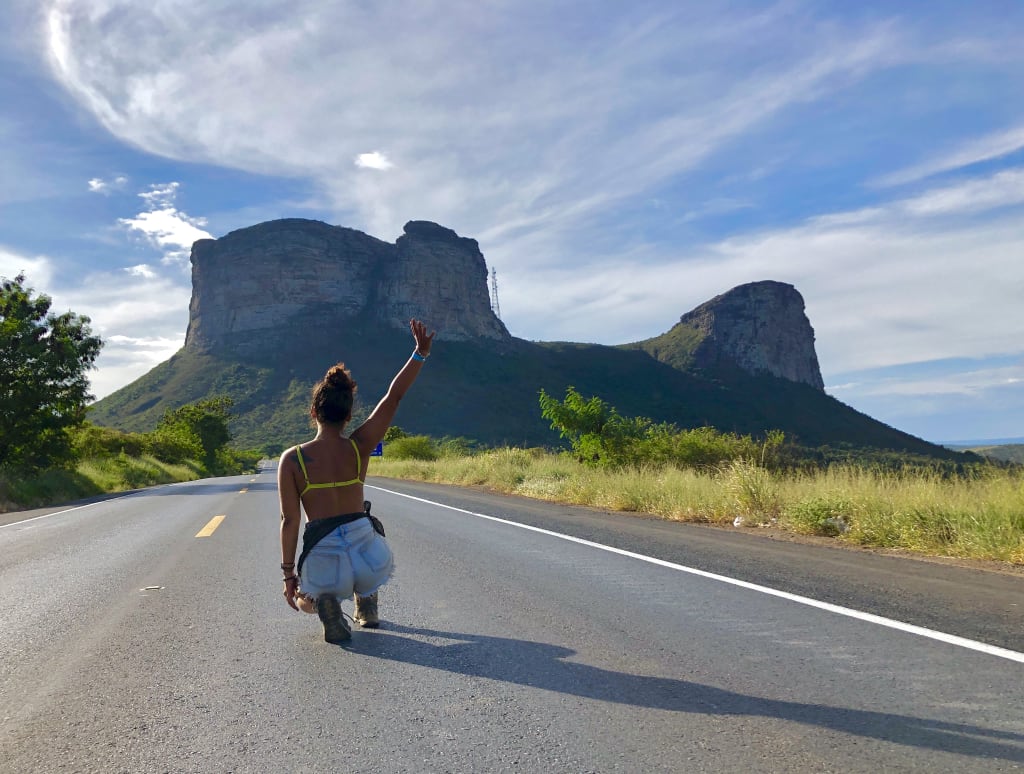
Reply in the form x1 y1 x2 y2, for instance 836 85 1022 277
351 319 435 452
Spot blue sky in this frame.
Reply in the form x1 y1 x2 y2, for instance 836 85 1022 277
2 0 1023 444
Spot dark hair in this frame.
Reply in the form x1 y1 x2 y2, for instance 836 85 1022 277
310 363 357 425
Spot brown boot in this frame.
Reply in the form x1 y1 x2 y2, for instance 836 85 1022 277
317 594 351 643
353 592 379 628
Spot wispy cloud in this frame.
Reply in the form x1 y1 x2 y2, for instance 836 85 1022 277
502 163 1024 375
118 182 212 264
834 362 1024 399
87 174 127 194
875 124 1024 187
42 1 909 241
813 166 1024 225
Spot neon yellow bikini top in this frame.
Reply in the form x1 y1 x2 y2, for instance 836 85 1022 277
294 439 364 497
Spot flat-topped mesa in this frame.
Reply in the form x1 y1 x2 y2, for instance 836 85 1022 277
681 280 825 390
183 218 510 355
382 220 509 341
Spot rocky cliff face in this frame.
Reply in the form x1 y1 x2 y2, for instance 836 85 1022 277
184 218 509 355
183 219 821 391
677 281 825 390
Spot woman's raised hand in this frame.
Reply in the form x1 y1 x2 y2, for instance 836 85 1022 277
410 319 435 357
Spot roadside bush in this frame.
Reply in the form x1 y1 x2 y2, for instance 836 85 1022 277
385 435 438 461
787 495 854 536
72 423 148 458
436 436 477 458
145 426 202 465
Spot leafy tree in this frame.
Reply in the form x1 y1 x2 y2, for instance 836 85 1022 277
540 385 786 470
383 426 408 442
0 274 103 470
538 387 616 449
155 396 234 470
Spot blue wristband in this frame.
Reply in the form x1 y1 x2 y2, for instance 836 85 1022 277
412 351 427 362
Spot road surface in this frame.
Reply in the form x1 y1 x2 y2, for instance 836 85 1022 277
1 466 1022 772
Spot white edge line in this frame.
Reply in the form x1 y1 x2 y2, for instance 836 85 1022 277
368 484 1024 665
0 490 143 531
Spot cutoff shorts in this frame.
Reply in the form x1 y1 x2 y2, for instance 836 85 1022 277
299 517 394 600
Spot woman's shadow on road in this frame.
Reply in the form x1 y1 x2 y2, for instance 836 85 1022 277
342 622 1024 763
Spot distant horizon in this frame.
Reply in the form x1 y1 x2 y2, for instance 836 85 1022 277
941 437 1024 448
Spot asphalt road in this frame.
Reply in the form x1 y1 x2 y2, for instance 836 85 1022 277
1 467 1022 773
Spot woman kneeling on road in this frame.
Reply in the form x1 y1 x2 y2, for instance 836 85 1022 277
277 319 435 643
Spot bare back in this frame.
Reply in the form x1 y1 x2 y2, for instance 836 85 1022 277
287 434 369 521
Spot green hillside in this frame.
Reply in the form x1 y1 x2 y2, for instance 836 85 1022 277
89 325 962 460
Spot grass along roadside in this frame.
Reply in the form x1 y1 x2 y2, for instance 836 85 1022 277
369 449 1024 566
0 454 203 513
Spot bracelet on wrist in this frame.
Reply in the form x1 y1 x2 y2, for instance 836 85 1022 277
412 350 428 362
283 575 298 583
281 562 295 570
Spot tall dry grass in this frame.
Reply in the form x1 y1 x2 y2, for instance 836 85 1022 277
369 450 1024 565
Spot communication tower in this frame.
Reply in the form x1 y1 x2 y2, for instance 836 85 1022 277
490 266 502 320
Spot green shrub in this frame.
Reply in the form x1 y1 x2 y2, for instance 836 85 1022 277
72 423 147 458
385 435 438 461
788 496 854 536
436 436 477 458
145 426 202 464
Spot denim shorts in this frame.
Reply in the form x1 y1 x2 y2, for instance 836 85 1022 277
299 517 394 600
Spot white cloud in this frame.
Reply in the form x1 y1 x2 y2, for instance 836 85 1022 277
51 269 190 399
354 152 393 170
124 264 156 279
41 1 908 241
87 175 127 194
0 246 54 287
498 167 1024 376
118 182 212 264
138 181 179 207
0 243 188 399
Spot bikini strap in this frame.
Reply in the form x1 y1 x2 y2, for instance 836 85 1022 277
294 445 311 486
349 437 362 479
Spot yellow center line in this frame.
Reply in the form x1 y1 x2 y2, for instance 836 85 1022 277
195 514 227 538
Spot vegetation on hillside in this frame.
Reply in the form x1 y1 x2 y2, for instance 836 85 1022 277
87 329 966 462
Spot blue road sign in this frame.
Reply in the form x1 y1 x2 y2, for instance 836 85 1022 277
370 442 383 457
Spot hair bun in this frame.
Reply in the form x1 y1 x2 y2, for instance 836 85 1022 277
311 362 357 425
325 364 351 389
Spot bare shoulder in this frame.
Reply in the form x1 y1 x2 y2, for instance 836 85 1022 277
279 445 300 467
